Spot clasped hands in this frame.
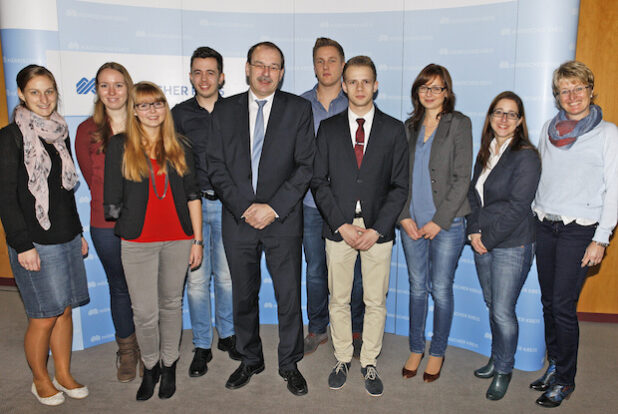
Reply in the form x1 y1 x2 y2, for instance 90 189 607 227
400 218 442 241
338 223 380 251
242 203 277 230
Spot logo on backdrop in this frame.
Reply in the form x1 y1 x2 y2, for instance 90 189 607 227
76 77 96 94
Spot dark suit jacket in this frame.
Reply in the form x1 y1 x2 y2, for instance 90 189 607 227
466 146 541 250
311 108 409 242
398 111 473 230
207 90 315 240
103 134 200 240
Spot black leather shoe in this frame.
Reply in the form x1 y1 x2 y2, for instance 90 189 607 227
279 368 308 396
158 360 177 399
530 360 556 391
136 363 160 401
486 372 512 400
218 335 242 361
225 362 265 389
189 348 212 377
536 384 575 408
474 357 495 379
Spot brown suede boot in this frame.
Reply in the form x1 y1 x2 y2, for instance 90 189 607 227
116 333 141 382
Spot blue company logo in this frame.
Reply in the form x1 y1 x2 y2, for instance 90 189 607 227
76 77 96 94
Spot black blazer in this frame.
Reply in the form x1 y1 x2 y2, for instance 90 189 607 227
311 108 409 242
207 90 315 240
398 111 473 230
103 134 200 240
466 146 541 250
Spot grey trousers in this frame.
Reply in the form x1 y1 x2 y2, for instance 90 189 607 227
121 239 192 369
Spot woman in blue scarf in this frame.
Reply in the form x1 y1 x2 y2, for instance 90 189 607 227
531 60 618 408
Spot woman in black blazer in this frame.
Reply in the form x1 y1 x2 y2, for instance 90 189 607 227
466 91 541 400
104 82 202 401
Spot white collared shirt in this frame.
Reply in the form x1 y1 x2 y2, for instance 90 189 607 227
348 105 375 154
348 106 375 214
248 90 275 150
475 137 512 206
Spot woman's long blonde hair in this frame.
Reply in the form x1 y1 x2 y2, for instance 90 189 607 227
123 81 187 181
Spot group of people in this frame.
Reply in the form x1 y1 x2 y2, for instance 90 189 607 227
0 36 616 409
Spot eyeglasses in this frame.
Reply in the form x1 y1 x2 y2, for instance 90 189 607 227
491 109 520 120
134 101 166 111
250 62 282 72
557 85 590 98
418 85 446 95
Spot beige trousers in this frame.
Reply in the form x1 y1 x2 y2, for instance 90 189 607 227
326 218 393 367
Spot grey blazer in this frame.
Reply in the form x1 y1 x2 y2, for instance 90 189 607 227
398 111 473 230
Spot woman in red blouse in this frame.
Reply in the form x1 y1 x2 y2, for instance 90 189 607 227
75 62 140 382
104 81 203 401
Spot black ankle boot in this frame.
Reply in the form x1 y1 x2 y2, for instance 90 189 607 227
159 360 177 399
136 363 161 401
474 357 495 379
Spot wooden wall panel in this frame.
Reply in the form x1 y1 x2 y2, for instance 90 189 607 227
0 33 14 280
576 0 618 315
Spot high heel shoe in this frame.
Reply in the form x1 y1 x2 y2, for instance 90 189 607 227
52 378 89 399
423 356 445 383
530 359 556 391
402 353 424 378
31 383 65 406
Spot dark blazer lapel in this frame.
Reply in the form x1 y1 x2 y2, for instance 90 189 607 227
261 90 284 156
237 92 251 166
429 112 453 166
361 108 383 171
339 111 358 170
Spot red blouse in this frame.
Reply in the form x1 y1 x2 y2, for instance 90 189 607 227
132 159 192 243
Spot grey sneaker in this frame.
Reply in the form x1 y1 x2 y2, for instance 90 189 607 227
304 332 328 355
352 332 362 359
361 365 383 397
328 361 351 390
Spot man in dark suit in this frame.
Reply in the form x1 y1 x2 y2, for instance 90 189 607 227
207 41 315 396
312 56 408 397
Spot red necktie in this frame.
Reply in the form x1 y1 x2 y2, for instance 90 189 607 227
355 118 365 168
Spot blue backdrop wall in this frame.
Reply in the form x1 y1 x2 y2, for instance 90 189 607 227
0 0 580 370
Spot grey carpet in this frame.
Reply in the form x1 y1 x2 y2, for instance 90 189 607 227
1 288 616 414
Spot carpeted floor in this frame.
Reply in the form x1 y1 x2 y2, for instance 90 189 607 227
1 287 616 414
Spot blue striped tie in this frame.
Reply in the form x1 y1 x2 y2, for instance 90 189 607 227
252 99 267 193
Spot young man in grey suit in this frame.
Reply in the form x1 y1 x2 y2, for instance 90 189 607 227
312 56 409 397
207 41 315 396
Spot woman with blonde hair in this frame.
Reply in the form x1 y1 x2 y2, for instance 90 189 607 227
0 65 89 406
104 81 203 401
531 61 618 408
75 62 141 382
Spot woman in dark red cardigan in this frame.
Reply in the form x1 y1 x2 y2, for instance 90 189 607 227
75 62 140 382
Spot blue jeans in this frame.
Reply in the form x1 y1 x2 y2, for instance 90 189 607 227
474 243 535 374
536 218 596 386
401 217 465 356
303 205 364 334
90 227 134 338
186 199 234 348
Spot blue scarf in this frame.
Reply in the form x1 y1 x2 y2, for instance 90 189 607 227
548 104 602 149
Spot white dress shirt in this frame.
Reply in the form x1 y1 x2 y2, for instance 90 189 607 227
348 106 375 214
348 105 375 154
475 137 511 206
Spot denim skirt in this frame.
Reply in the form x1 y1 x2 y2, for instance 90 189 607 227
9 235 90 318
